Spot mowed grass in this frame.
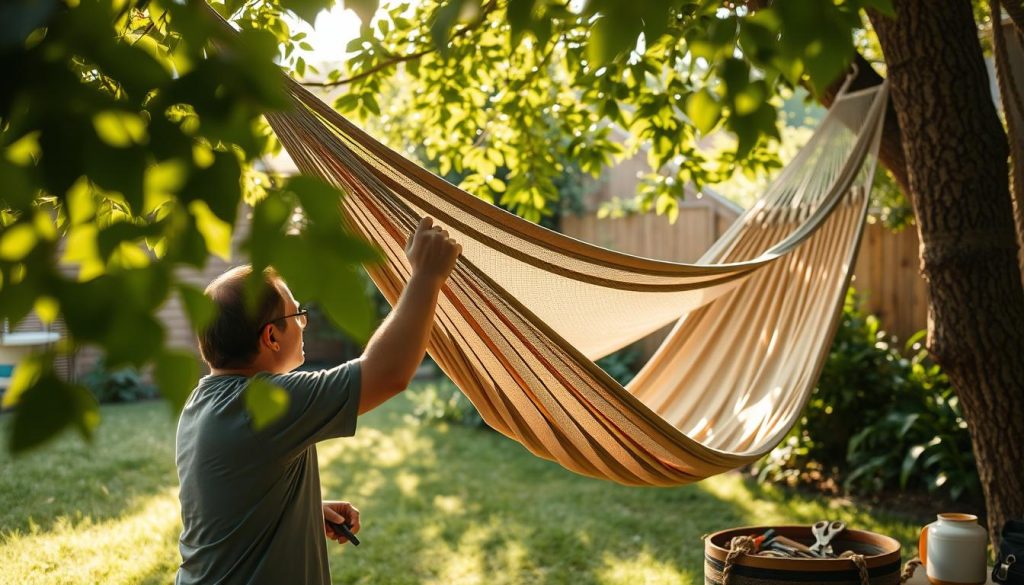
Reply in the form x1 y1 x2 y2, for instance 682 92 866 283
1 384 926 584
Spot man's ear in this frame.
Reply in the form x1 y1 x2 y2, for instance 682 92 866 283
259 325 280 351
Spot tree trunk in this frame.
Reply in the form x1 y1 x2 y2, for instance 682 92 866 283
870 0 1024 547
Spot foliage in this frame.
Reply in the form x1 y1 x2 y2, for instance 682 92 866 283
0 0 906 454
0 0 379 452
869 166 914 231
405 377 486 429
754 289 980 502
322 0 893 223
686 90 913 229
596 344 642 386
82 359 156 403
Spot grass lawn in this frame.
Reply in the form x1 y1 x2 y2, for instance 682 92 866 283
1 383 927 584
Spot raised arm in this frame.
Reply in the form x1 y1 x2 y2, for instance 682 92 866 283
357 216 461 414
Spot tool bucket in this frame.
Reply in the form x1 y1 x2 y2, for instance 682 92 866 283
704 525 903 585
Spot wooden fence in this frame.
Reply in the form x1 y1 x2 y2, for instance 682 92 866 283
560 209 929 356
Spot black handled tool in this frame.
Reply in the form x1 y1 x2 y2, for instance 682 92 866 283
326 520 360 546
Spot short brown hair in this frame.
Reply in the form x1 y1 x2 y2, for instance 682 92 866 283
198 265 288 369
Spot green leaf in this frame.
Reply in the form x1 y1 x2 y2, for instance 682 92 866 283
0 352 44 409
282 0 334 25
84 144 147 214
310 263 375 343
97 221 164 261
900 444 925 488
266 232 375 343
183 151 242 226
0 159 37 211
707 16 738 53
587 14 638 66
3 131 40 164
245 194 291 270
244 377 290 430
103 311 164 367
0 223 38 261
346 0 381 24
286 175 343 225
178 283 216 333
33 296 59 325
430 0 466 52
686 90 722 135
92 111 149 148
733 81 767 116
507 0 537 46
362 93 381 116
9 373 100 454
155 350 200 415
189 200 233 261
719 58 750 96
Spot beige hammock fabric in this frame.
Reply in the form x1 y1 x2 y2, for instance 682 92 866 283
241 12 889 484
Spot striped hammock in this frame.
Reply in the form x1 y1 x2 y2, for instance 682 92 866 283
218 6 889 485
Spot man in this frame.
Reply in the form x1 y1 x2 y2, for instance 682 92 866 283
175 216 461 584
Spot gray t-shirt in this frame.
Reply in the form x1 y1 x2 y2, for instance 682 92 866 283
175 360 361 585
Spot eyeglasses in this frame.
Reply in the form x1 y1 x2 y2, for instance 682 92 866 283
260 309 309 333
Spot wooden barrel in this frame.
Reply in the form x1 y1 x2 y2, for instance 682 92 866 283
704 525 903 585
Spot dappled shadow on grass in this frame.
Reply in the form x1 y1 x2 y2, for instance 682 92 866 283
0 390 926 584
316 399 745 585
316 395 924 584
0 400 180 537
0 487 182 584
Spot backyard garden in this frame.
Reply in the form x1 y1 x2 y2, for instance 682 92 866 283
1 382 932 585
1 0 1022 583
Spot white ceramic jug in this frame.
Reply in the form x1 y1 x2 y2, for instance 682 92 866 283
919 513 988 585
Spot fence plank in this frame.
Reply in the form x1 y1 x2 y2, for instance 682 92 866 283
560 212 929 356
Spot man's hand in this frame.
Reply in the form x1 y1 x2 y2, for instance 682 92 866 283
405 216 461 285
322 501 360 545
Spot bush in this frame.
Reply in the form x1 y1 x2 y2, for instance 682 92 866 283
83 360 156 403
596 344 643 386
406 379 486 429
754 289 981 502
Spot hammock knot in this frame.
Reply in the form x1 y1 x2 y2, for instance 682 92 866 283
722 535 757 584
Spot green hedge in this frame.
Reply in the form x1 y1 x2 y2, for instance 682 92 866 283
755 289 980 501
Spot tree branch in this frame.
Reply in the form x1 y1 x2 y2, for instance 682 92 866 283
302 0 499 88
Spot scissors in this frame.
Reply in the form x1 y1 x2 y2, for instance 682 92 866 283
810 520 846 557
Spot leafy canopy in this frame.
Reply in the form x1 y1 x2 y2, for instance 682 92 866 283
317 0 891 222
0 0 377 453
0 0 889 452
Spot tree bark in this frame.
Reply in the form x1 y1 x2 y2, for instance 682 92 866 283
870 0 1024 547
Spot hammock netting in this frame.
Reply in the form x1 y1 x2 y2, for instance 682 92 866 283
218 5 890 485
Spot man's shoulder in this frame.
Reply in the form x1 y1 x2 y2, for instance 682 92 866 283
260 360 362 391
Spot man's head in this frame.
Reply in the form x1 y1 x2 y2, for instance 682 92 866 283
198 265 306 374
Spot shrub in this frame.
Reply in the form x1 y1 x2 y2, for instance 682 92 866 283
596 344 643 385
406 379 486 428
754 289 980 502
83 360 156 403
